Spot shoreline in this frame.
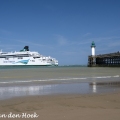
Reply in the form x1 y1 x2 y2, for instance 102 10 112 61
0 92 120 120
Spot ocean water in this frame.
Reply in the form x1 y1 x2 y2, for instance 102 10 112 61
0 66 120 100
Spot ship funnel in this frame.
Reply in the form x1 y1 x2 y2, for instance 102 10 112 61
24 46 29 51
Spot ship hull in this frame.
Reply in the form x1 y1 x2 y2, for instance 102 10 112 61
0 57 58 66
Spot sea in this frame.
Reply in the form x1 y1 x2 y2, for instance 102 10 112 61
0 66 120 100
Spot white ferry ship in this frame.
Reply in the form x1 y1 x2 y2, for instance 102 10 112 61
0 46 58 66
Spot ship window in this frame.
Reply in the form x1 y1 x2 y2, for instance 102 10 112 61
18 57 23 59
33 57 40 59
0 57 6 58
5 58 9 60
32 60 35 62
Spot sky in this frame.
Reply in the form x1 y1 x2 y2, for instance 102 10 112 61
0 0 120 65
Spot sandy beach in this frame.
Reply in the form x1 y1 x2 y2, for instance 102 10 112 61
0 92 120 120
0 67 120 120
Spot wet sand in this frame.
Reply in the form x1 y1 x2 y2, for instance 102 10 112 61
0 92 120 120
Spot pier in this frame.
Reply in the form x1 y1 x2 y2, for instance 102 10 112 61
88 52 120 67
88 42 120 67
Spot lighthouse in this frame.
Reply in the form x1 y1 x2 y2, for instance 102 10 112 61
91 41 96 56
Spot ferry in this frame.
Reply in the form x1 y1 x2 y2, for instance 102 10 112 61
0 46 58 66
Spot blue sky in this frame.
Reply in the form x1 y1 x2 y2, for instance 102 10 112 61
0 0 120 65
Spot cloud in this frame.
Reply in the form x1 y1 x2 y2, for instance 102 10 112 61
0 44 22 51
54 35 67 46
0 29 12 35
0 39 54 51
108 40 120 47
53 35 120 47
83 33 91 37
53 35 120 49
17 39 53 48
16 39 45 47
62 51 77 55
94 36 120 41
76 36 120 46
